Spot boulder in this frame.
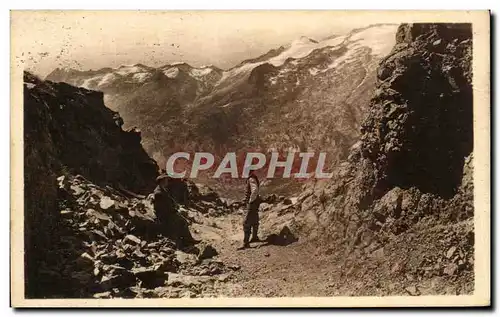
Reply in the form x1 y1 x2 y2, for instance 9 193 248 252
132 267 168 289
99 271 136 291
265 226 298 246
123 234 142 245
99 196 116 210
197 244 219 260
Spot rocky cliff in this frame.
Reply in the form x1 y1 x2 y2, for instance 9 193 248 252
289 23 474 295
24 72 162 297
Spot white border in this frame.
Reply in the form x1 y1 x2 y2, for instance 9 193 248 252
3 2 497 314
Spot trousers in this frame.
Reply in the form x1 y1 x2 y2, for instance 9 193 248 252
243 199 260 244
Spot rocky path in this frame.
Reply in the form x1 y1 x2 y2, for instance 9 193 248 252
50 175 473 299
190 212 341 297
188 203 474 298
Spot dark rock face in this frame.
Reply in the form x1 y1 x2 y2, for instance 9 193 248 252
23 75 234 298
293 23 474 294
24 72 159 194
362 23 473 199
23 72 158 297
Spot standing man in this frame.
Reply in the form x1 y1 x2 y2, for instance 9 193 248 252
241 171 261 249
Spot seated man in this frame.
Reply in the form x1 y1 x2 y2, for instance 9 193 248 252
153 174 196 248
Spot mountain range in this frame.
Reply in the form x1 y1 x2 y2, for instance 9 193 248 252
46 23 399 195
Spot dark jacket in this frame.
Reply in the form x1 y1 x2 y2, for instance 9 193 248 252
152 185 195 247
245 175 260 204
153 185 176 222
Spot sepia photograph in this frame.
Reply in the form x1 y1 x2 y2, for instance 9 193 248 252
10 10 490 307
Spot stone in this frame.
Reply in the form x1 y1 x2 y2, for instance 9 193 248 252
75 252 95 269
175 251 197 264
99 196 115 210
405 285 420 296
228 264 241 271
265 226 298 246
132 267 168 289
372 247 385 259
154 258 179 273
123 234 142 245
391 262 402 274
198 244 218 260
443 263 458 276
99 271 136 291
87 208 111 221
93 291 112 299
217 274 231 282
133 249 147 258
446 246 457 259
179 290 197 298
167 273 202 288
70 185 85 196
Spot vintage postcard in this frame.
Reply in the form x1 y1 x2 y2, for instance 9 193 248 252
10 10 490 307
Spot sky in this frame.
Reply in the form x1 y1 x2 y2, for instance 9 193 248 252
11 11 379 77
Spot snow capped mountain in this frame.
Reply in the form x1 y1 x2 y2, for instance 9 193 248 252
46 24 399 173
46 62 223 94
208 24 396 98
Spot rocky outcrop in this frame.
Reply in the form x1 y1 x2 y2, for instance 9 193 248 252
291 23 474 294
38 175 232 298
363 23 473 199
24 72 158 297
23 73 236 298
24 72 158 194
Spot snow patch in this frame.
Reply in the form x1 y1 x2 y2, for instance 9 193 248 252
216 25 396 89
81 76 102 89
216 63 257 88
97 73 119 87
325 46 365 71
115 65 146 76
190 68 213 78
132 72 152 83
348 24 397 57
268 35 346 67
164 67 180 78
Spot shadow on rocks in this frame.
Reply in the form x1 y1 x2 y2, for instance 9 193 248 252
263 226 298 246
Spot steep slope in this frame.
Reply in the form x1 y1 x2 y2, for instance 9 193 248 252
46 24 399 183
24 72 159 194
24 72 159 297
23 73 237 299
285 23 474 295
